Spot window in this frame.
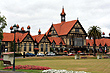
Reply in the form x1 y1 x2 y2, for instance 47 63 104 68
51 29 55 34
52 30 54 34
73 38 74 46
104 44 107 52
74 38 83 46
52 42 55 47
34 43 38 48
5 42 8 46
46 44 48 52
88 43 90 49
29 43 31 51
44 37 46 40
69 38 71 45
99 44 102 49
24 43 26 51
41 44 43 52
60 42 62 47
75 28 79 32
27 37 29 39
4 48 8 52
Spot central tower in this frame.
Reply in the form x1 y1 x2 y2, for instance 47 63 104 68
60 7 66 22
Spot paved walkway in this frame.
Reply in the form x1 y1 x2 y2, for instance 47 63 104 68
0 70 27 73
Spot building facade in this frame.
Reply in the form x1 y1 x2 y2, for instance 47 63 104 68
3 7 109 55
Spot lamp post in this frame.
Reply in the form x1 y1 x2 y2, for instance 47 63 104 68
13 24 17 71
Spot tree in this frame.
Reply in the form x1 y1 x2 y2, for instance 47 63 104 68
0 12 7 40
0 12 7 58
88 26 101 56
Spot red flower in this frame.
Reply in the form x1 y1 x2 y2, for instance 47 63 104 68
3 65 51 70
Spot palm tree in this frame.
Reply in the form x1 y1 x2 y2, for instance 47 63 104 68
88 26 101 56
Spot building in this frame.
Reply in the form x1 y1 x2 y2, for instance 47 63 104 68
46 7 87 53
1 7 88 54
86 33 110 54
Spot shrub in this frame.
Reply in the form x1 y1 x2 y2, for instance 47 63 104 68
3 65 51 70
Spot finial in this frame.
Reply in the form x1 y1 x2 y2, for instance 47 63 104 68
62 6 64 9
77 17 79 20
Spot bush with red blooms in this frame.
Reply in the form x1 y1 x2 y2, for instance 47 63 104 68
3 65 51 70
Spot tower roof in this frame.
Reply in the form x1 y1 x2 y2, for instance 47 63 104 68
38 28 41 33
27 25 30 29
21 27 24 31
61 7 66 15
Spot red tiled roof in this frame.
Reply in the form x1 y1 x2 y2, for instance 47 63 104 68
48 37 65 45
86 38 110 46
15 32 28 43
32 34 45 43
2 33 14 42
2 32 28 43
46 20 77 36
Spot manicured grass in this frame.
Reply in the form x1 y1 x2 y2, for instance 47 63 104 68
0 56 110 73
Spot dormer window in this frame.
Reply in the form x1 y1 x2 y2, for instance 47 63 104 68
75 28 79 32
27 37 29 39
44 37 46 40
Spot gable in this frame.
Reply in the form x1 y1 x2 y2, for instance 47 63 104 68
23 34 33 42
69 21 87 35
46 20 77 36
40 35 50 43
48 25 58 36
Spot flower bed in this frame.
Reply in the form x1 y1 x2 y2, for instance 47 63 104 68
42 69 91 73
3 65 51 70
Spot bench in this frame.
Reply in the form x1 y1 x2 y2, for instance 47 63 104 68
81 57 87 59
3 60 12 66
104 57 109 59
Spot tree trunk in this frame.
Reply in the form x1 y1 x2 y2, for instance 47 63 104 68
93 38 96 56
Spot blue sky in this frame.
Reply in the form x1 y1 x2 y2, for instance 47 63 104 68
0 0 110 36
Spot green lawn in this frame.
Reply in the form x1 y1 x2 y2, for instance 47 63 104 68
0 56 110 73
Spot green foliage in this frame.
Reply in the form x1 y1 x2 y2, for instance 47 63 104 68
88 26 101 56
88 26 101 39
50 47 54 52
0 12 7 40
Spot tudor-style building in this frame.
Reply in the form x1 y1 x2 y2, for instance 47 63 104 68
1 7 88 54
46 7 87 53
2 26 35 55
